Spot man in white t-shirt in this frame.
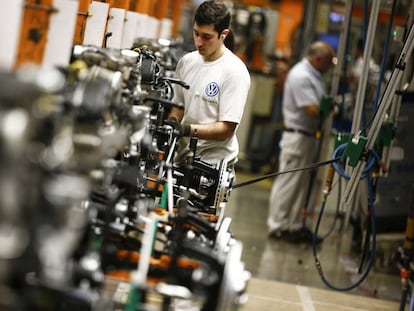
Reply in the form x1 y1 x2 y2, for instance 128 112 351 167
349 38 380 105
167 0 251 166
267 41 335 244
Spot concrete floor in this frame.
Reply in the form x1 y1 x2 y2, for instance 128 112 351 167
224 169 405 309
240 278 399 311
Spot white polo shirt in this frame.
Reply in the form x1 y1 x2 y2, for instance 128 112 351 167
282 58 325 133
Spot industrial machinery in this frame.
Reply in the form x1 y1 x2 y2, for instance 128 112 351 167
0 42 249 311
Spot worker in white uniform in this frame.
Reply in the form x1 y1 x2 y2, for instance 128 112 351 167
267 41 335 243
349 38 380 95
167 0 251 167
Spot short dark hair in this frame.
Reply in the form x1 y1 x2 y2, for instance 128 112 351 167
194 0 231 36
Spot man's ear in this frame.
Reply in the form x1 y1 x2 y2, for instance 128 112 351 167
221 29 230 39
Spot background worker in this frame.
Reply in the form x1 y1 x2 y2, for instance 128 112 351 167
348 37 381 121
167 0 251 168
267 41 335 243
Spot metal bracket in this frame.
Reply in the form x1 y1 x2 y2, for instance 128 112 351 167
78 11 93 17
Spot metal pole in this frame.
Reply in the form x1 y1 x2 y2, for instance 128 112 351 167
343 0 381 228
298 0 318 59
350 0 380 134
342 22 414 207
382 0 414 174
330 0 353 97
311 0 353 230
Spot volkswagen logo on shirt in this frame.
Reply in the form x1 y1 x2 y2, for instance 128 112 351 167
205 82 219 97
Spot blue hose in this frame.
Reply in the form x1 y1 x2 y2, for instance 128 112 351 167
332 143 380 179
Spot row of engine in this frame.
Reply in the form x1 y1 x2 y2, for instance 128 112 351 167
0 40 250 311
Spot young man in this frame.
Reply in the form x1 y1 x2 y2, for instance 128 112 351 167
168 0 251 167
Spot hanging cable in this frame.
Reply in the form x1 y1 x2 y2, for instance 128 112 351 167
311 164 341 241
232 157 340 189
358 174 377 274
312 138 380 291
361 0 369 137
313 173 377 291
362 0 369 47
319 179 342 240
372 0 397 112
332 143 380 180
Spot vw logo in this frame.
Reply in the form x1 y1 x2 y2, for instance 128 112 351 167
205 82 219 97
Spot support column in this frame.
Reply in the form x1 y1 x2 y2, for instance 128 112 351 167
154 0 170 19
135 0 154 15
73 0 91 45
15 0 54 67
171 0 183 36
109 0 130 9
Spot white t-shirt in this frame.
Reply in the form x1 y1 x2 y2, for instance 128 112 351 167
173 48 250 164
351 56 380 87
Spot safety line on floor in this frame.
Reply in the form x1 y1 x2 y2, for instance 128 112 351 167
296 285 316 311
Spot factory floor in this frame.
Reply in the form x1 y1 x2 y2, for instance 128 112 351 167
224 168 405 310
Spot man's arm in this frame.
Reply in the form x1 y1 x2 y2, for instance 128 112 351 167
187 121 237 141
169 106 184 122
168 106 237 141
305 104 320 118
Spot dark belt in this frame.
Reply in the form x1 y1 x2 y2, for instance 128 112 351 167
284 127 315 137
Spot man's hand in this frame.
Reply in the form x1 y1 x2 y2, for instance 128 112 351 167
165 117 191 137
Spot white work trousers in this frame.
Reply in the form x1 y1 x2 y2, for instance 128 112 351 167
267 132 317 232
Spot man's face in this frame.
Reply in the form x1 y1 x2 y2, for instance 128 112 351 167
193 23 222 59
319 53 335 74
